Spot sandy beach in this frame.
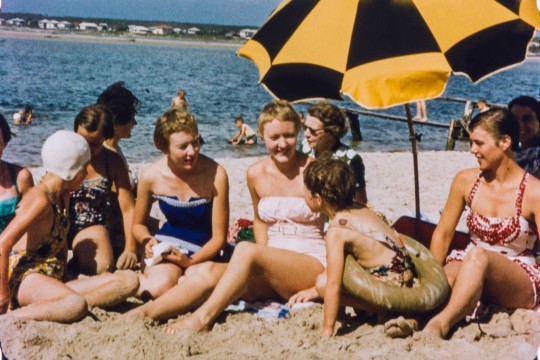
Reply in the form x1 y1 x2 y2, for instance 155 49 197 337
1 151 539 359
0 28 243 49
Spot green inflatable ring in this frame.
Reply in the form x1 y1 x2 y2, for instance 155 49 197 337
342 234 449 314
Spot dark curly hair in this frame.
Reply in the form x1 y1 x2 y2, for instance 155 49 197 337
304 153 355 212
307 102 348 139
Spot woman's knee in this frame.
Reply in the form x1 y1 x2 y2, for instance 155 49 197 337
231 241 258 261
315 272 327 297
185 262 224 285
62 294 88 322
463 247 489 270
114 270 140 296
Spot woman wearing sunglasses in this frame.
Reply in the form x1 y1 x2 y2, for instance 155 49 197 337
299 102 367 205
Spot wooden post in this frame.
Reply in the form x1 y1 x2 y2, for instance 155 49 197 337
404 104 420 220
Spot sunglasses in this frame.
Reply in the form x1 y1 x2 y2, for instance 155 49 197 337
302 123 325 135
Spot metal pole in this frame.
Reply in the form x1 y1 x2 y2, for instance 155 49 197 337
404 104 420 220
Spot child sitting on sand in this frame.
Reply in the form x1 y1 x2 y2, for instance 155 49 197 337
289 155 417 336
0 130 139 322
229 117 257 145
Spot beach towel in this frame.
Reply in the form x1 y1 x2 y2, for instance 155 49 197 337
225 300 315 322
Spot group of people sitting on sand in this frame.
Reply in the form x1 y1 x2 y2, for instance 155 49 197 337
0 84 538 339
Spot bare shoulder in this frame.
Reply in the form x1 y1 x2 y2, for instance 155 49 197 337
247 157 269 179
13 164 34 190
198 155 229 182
139 157 166 183
523 174 540 201
452 167 478 189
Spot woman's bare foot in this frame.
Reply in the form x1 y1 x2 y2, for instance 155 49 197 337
384 316 418 338
423 317 449 339
162 314 210 334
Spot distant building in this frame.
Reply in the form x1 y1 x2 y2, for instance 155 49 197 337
172 28 183 34
0 19 4 26
98 23 108 31
239 28 257 39
187 27 201 35
151 25 173 35
78 22 99 31
128 25 150 35
7 18 25 26
57 21 73 30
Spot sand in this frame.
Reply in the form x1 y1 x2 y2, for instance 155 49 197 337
1 151 539 359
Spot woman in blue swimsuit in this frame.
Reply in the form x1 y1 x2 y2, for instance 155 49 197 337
0 114 33 233
133 108 230 300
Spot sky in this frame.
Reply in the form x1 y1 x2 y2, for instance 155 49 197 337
1 0 283 26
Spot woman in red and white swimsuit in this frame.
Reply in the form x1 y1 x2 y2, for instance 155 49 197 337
428 108 540 338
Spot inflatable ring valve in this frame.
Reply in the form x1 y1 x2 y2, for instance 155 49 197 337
342 234 449 314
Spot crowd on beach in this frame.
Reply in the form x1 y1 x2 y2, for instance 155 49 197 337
0 81 539 342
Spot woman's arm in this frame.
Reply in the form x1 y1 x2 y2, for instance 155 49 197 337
247 164 268 245
0 189 49 313
430 172 468 264
109 152 137 269
132 166 156 247
185 165 230 266
321 228 345 336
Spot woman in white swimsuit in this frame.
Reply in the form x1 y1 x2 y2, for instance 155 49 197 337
161 100 326 333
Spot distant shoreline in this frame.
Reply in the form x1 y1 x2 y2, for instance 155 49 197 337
0 28 243 49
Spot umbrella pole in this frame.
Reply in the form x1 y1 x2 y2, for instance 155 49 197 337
404 104 420 220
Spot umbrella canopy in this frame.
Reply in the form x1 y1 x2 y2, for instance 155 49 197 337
238 0 540 110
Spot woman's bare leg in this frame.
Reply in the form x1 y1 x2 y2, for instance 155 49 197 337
164 242 324 333
67 270 139 308
5 274 87 323
128 262 227 321
425 248 535 338
137 262 183 300
71 225 115 275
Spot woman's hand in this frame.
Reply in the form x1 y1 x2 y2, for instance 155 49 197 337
319 326 334 337
144 237 158 259
116 250 138 270
287 287 319 307
162 248 191 268
0 290 10 315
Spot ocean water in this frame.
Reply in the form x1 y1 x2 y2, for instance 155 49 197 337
0 37 538 167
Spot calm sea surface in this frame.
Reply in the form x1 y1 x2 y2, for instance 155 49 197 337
0 37 539 167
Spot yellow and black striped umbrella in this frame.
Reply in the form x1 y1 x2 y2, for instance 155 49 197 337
238 0 539 109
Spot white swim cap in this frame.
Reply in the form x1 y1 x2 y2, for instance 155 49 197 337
41 130 91 180
13 113 21 122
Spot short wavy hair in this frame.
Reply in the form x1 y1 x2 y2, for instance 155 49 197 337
307 102 348 139
154 108 198 153
304 153 355 212
257 100 300 137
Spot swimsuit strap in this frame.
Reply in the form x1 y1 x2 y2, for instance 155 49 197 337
467 172 482 207
328 217 401 249
6 163 19 195
514 172 529 218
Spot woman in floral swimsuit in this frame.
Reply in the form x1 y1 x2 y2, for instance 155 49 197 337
428 108 540 338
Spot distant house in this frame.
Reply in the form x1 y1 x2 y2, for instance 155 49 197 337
128 25 150 35
172 28 183 34
187 27 201 35
98 23 108 31
239 28 257 39
78 22 99 31
44 20 59 29
57 21 73 30
7 18 25 26
151 25 173 35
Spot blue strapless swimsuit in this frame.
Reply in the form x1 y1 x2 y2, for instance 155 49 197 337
153 195 232 261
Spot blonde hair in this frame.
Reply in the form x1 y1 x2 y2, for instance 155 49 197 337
154 108 198 153
257 100 300 137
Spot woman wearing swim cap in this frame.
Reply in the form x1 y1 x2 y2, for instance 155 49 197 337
0 130 138 322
